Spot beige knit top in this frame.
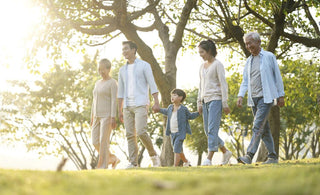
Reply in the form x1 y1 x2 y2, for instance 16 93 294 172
92 78 117 118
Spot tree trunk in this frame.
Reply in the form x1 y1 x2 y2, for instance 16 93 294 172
197 152 203 166
256 106 280 161
160 136 174 166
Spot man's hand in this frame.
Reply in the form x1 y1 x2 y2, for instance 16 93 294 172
197 106 203 114
277 97 285 107
118 111 124 123
237 96 243 108
111 117 116 129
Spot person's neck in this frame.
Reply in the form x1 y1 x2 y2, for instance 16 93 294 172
207 56 215 64
102 75 111 81
252 48 261 56
128 56 136 64
173 102 181 110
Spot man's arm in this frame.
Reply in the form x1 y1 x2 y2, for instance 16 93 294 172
118 98 124 123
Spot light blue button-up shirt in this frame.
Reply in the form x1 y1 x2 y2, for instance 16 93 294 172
118 58 158 108
238 49 285 106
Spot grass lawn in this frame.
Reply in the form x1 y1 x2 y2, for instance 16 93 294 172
0 158 319 195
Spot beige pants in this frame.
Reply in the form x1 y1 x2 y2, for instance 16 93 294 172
92 117 112 168
123 106 157 165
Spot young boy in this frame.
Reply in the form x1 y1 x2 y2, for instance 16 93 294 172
159 89 199 167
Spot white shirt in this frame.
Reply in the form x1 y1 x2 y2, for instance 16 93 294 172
170 110 179 133
127 63 136 106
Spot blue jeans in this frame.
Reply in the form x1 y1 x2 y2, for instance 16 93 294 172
247 97 277 159
202 100 224 152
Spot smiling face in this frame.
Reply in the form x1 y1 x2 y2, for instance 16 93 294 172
98 63 110 79
122 43 136 60
198 46 211 61
244 36 261 56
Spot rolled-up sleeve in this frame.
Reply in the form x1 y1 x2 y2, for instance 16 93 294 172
238 61 249 97
272 55 285 97
144 63 158 94
117 68 124 98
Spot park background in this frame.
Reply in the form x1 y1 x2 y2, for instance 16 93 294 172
0 0 319 172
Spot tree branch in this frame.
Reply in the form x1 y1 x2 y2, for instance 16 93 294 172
302 0 320 36
243 0 273 27
282 32 320 49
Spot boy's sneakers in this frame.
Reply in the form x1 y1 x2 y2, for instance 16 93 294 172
202 158 212 166
237 155 252 164
221 150 232 165
126 163 138 169
151 155 161 167
262 158 278 164
183 160 191 167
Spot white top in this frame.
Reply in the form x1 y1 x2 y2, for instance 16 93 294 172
170 110 179 133
127 63 136 106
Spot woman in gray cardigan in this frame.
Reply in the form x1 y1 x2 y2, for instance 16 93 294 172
160 89 199 167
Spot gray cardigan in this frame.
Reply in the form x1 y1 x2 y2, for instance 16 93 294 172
160 104 199 140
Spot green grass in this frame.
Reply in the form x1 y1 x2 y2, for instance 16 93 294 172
1 158 320 195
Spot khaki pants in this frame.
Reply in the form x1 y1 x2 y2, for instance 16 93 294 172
92 117 112 168
123 106 157 165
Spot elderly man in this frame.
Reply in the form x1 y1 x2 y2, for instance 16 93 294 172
237 32 285 164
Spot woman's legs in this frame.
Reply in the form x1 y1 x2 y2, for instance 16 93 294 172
96 117 112 169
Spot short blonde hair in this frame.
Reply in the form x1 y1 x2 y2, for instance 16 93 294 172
99 58 111 69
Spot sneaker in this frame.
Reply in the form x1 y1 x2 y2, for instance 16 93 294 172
151 155 161 167
126 163 138 169
202 158 212 166
183 160 191 167
111 157 120 169
262 158 278 164
237 155 252 164
221 150 232 165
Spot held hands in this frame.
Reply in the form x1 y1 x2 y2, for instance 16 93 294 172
152 102 160 113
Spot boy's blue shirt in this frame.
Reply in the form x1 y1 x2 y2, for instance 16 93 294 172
160 104 199 140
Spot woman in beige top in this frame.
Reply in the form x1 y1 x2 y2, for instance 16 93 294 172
197 40 233 166
91 58 119 169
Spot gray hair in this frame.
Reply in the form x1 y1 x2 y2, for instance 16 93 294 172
99 58 111 69
244 32 261 42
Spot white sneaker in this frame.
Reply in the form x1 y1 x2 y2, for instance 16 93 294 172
202 158 212 166
183 160 191 167
126 163 138 169
221 150 232 165
151 155 161 167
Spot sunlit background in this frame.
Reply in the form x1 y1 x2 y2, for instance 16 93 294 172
0 0 214 170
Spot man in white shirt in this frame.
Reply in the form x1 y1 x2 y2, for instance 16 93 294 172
118 41 161 168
